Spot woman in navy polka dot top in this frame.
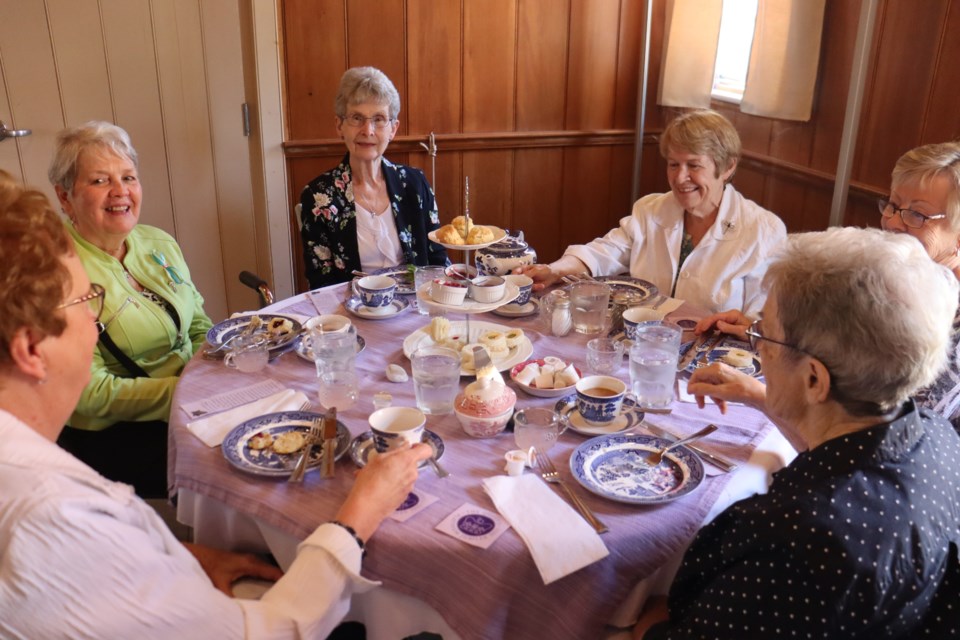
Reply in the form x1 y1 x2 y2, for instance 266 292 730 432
638 227 960 639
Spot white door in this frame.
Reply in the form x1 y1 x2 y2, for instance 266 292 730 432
0 0 271 320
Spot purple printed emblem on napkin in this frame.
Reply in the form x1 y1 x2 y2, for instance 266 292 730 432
457 514 495 536
398 492 421 511
388 489 437 522
436 504 509 549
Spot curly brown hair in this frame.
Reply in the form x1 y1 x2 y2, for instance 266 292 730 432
0 170 73 365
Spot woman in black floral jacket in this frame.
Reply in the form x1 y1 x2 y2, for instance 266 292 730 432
300 67 448 289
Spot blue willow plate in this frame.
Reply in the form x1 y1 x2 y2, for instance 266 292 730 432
576 276 659 303
370 265 416 295
206 314 302 355
570 433 705 505
344 296 411 319
221 411 350 477
679 338 762 377
349 429 444 469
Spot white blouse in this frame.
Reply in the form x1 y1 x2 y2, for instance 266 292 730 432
356 201 404 270
0 409 377 639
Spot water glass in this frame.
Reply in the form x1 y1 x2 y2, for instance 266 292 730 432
414 266 446 315
411 345 461 415
223 335 269 373
569 281 611 334
629 321 682 410
312 325 359 410
513 408 567 455
586 337 624 375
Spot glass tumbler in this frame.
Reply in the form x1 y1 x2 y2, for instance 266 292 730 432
629 321 682 410
513 408 568 456
311 325 359 410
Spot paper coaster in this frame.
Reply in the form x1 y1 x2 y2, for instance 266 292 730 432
388 489 439 522
435 503 510 549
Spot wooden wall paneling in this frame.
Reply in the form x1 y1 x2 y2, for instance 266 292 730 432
288 155 341 292
462 150 513 230
560 146 614 250
512 148 564 263
608 144 637 219
100 0 175 233
921 0 960 143
463 0 517 132
46 0 114 124
854 0 948 187
0 1 65 199
515 0 569 131
151 0 227 320
565 0 621 130
613 0 643 129
283 0 346 140
639 142 668 197
428 151 463 223
406 0 462 135
0 58 19 180
345 0 406 133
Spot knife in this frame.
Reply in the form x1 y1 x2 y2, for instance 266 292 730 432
641 422 737 472
321 407 338 478
677 331 710 372
695 333 723 369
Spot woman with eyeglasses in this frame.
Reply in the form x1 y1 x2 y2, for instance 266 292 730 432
49 121 213 497
0 172 434 636
693 141 960 428
299 66 448 289
633 227 960 638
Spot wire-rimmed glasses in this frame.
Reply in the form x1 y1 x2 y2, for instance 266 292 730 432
56 283 105 323
878 198 946 229
341 113 394 129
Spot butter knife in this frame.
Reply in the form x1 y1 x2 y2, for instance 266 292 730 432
642 422 737 472
694 333 723 369
677 332 710 372
321 407 338 478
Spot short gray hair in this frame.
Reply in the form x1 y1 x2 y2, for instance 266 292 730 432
334 67 400 121
891 141 960 232
48 121 139 192
766 227 958 416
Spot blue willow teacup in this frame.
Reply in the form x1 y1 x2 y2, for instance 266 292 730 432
622 307 665 341
575 375 627 425
354 275 396 308
369 406 426 453
503 274 534 306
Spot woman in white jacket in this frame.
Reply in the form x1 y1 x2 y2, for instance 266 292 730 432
516 110 786 317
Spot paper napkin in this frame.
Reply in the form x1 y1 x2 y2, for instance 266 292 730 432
186 388 310 447
483 474 609 585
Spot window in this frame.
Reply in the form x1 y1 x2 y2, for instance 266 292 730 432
711 0 759 103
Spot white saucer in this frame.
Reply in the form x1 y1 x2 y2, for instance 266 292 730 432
491 298 539 318
555 394 644 436
344 296 410 319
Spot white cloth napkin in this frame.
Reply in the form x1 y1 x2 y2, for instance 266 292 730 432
186 388 310 447
482 474 609 585
654 296 684 316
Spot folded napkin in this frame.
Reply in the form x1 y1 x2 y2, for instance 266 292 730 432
483 474 608 585
655 296 685 316
186 388 310 447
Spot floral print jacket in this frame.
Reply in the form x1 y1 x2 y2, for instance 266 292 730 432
299 154 449 289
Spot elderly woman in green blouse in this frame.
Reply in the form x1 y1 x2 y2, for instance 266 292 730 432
49 121 212 497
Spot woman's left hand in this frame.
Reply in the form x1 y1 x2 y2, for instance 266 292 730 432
183 542 284 596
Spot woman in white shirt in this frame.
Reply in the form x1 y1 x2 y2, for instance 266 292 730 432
515 110 786 317
0 170 432 638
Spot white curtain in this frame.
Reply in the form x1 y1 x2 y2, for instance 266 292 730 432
659 0 826 122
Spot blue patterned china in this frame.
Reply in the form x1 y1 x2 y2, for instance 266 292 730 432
580 276 658 304
371 265 416 295
475 230 537 276
354 275 397 309
575 375 628 426
221 410 350 477
502 274 534 306
569 433 705 504
349 429 445 468
555 393 644 435
491 297 539 318
206 314 302 357
344 296 410 319
678 338 762 377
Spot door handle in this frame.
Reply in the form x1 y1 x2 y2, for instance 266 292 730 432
0 120 31 141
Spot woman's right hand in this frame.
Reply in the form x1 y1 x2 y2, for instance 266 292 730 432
687 362 766 413
512 264 562 291
694 309 752 339
333 443 433 541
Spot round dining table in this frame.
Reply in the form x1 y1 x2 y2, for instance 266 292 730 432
168 280 795 640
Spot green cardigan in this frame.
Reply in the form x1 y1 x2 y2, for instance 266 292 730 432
68 224 213 430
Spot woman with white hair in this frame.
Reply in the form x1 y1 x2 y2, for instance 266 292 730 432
300 66 448 289
49 121 213 497
633 227 960 638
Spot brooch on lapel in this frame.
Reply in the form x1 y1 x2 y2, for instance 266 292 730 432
151 250 185 290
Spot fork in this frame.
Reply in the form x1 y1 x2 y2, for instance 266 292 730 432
643 424 717 467
535 451 608 534
288 417 323 483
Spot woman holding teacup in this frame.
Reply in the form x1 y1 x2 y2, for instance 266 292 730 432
300 66 449 289
0 171 433 637
514 109 786 317
49 121 213 497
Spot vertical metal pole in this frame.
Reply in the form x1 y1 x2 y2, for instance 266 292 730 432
829 0 879 227
631 0 655 202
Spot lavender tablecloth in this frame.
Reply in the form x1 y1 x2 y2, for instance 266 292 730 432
169 284 776 640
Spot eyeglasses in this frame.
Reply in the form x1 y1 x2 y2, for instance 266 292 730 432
56 283 105 323
878 198 947 229
744 319 812 356
341 113 394 129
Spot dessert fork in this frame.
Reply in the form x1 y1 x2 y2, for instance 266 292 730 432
643 424 717 467
535 451 608 534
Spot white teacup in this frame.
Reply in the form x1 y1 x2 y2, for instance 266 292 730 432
369 406 426 453
305 314 352 334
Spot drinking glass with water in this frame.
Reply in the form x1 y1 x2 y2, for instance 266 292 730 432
411 346 461 415
312 325 359 410
629 321 681 409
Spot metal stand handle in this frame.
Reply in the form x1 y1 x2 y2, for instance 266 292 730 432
0 121 31 141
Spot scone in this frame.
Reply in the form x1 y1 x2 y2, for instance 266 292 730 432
451 215 474 239
267 317 295 337
436 224 464 245
466 225 494 244
272 430 306 454
722 348 754 369
248 431 274 450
